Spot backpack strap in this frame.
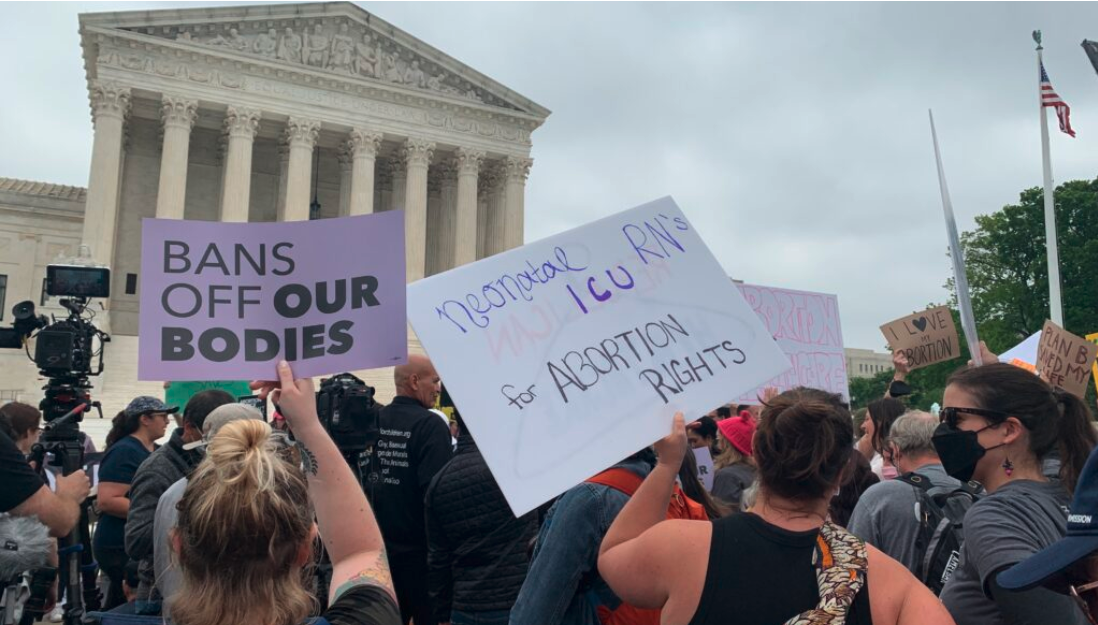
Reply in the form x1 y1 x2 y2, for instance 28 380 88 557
587 468 644 497
896 471 934 491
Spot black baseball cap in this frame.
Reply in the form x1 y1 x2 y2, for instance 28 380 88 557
998 445 1098 590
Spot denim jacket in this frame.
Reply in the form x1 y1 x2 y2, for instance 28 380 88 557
509 458 653 625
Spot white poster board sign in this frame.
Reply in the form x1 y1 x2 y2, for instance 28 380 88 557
693 446 715 491
406 197 791 515
734 284 849 402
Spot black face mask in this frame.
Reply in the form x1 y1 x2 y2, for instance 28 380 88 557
931 422 1000 482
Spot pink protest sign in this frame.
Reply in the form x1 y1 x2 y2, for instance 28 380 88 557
138 212 407 381
734 283 849 402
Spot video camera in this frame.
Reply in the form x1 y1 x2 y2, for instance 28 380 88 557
315 373 381 456
0 264 110 435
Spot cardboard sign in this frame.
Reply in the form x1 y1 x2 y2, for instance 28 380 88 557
1036 320 1098 398
693 446 715 491
138 213 407 381
1001 331 1042 373
406 197 791 515
1088 332 1098 394
733 284 849 402
879 306 960 370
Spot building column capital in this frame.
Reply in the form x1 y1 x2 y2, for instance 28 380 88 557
283 117 321 148
89 81 131 122
348 128 383 158
338 143 353 173
454 147 486 178
401 137 436 169
223 106 262 139
160 95 198 131
503 156 533 184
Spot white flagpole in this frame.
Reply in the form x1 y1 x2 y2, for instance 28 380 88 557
929 110 983 365
1036 35 1065 326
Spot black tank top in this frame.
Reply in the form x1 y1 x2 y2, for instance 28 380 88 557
688 512 873 625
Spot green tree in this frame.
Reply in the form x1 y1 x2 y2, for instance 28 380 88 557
961 178 1098 350
849 369 892 410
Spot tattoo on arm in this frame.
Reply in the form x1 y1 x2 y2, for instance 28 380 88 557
297 442 319 476
333 547 397 604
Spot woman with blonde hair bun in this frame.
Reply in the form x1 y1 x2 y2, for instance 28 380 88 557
171 361 401 625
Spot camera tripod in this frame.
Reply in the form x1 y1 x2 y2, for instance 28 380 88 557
22 391 103 625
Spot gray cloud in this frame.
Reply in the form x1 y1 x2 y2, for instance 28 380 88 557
2 2 1096 351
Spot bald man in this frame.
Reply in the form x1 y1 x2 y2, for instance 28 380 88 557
373 354 452 625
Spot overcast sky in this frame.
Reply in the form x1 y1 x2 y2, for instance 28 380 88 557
2 1 1097 351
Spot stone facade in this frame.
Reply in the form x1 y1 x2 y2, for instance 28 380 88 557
0 2 548 411
844 347 893 379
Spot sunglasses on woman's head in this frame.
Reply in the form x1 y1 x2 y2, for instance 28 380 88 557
939 406 1010 429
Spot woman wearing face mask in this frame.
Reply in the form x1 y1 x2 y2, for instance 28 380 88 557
933 362 1097 625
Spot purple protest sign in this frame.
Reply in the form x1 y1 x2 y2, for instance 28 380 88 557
138 213 407 381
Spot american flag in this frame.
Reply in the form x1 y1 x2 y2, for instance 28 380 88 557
1041 61 1076 138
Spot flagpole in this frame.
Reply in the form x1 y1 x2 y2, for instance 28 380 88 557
1035 31 1065 326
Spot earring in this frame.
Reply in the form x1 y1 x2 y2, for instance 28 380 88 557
1002 456 1014 477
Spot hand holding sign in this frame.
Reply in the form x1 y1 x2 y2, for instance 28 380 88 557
1036 320 1098 399
654 412 687 470
879 306 960 371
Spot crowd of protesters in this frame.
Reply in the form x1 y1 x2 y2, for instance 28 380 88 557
3 339 1098 625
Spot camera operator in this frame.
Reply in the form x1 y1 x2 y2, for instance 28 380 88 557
0 402 41 456
1 425 90 539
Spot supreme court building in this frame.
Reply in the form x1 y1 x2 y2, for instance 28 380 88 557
0 2 549 409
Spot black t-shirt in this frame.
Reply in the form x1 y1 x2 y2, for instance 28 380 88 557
688 512 872 625
370 396 453 558
323 585 402 625
0 430 44 512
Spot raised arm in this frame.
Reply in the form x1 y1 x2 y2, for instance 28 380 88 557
598 414 698 610
259 361 394 605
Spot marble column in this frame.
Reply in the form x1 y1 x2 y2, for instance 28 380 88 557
425 172 444 276
337 145 352 217
81 81 131 266
348 128 382 216
437 162 458 272
276 143 290 218
376 158 393 212
502 156 533 251
482 163 507 257
155 95 198 220
218 106 262 222
453 148 484 267
279 117 321 222
402 137 435 282
389 158 407 212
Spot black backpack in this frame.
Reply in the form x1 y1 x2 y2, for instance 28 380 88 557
896 472 982 595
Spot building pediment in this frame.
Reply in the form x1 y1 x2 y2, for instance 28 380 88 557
79 2 549 121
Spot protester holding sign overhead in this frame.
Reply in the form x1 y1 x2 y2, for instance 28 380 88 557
597 391 952 625
372 355 453 625
935 362 1097 625
172 361 400 625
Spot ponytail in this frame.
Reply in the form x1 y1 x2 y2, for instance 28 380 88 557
105 410 140 449
948 363 1098 495
173 419 314 625
1052 389 1098 494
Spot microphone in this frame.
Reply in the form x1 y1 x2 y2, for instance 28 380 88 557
0 514 51 581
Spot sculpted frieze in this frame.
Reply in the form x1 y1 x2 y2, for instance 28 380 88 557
121 17 517 111
94 46 532 147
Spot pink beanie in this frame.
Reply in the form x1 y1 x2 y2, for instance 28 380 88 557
718 414 756 457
